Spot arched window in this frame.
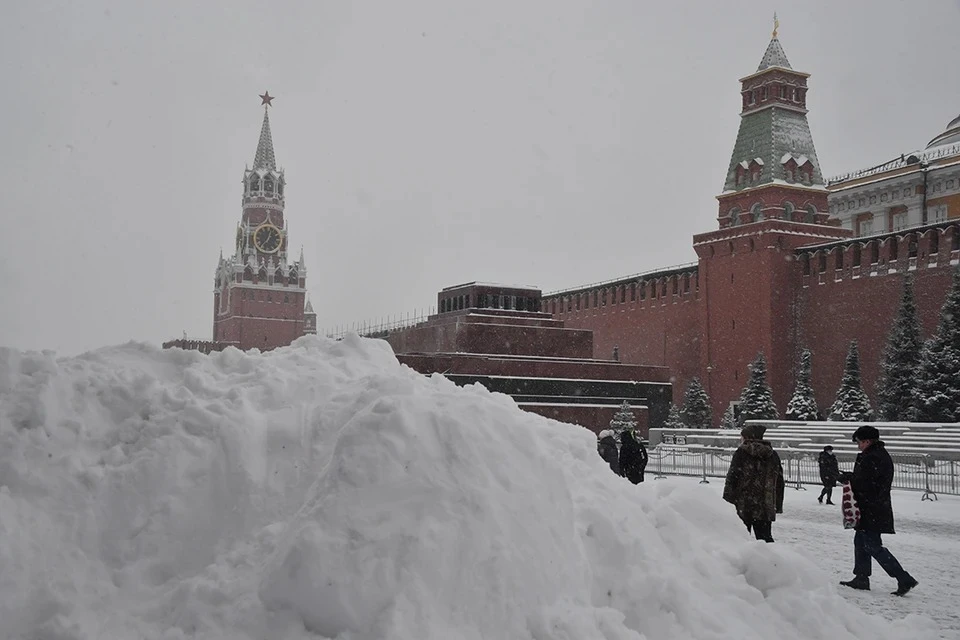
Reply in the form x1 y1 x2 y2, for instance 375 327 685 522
243 266 253 281
250 176 261 192
751 202 763 221
263 176 274 193
288 270 298 285
275 268 284 283
277 180 284 196
783 201 795 219
805 206 816 224
258 267 268 282
729 207 741 227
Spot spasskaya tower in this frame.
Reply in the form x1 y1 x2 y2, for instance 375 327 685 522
212 92 317 350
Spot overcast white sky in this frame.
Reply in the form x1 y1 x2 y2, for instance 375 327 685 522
2 1 959 355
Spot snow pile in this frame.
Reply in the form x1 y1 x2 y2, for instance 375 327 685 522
0 336 940 639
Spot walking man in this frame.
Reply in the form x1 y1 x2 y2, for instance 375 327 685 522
722 424 785 542
839 425 918 596
817 445 839 505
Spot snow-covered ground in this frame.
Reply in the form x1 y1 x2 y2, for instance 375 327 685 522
668 476 960 638
0 336 953 639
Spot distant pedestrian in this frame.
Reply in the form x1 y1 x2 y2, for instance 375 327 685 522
838 425 918 596
817 445 840 505
722 424 785 542
597 429 620 476
619 430 648 484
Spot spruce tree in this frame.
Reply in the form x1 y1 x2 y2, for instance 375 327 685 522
680 377 713 429
828 340 873 421
738 352 779 423
608 401 637 439
665 403 684 429
786 349 820 421
876 275 923 421
721 404 738 430
912 267 960 422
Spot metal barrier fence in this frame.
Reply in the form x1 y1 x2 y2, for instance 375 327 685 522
650 447 958 500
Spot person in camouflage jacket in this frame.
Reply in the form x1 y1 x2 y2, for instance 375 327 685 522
722 423 785 542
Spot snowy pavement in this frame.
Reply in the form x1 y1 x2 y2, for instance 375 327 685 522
664 476 960 639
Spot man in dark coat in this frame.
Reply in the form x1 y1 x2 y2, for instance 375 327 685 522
597 430 620 476
838 425 918 596
817 445 840 505
619 430 648 484
722 424 785 542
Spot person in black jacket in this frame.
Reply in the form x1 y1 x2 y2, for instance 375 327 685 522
619 430 648 484
817 445 839 505
597 430 620 476
838 425 919 596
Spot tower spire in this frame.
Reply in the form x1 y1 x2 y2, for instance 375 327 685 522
253 92 277 170
772 12 779 39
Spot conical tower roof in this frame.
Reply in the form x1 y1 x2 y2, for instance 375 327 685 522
253 108 277 171
757 37 792 71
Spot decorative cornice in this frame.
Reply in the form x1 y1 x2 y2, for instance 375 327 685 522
243 201 284 212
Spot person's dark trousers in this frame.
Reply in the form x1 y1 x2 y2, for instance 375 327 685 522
819 484 833 503
854 530 906 579
746 520 774 542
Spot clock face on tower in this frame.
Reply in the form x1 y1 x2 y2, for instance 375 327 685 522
253 223 282 253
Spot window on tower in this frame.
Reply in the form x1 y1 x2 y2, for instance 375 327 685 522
264 177 274 193
250 177 261 192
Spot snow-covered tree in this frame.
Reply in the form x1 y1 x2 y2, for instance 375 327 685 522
680 377 712 429
608 401 637 439
785 349 819 421
876 275 923 421
721 404 738 430
664 403 684 429
912 267 960 422
738 352 779 424
829 340 873 421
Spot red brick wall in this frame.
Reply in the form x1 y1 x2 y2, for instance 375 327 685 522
797 229 959 412
386 316 594 359
547 277 701 405
521 404 650 439
213 285 306 350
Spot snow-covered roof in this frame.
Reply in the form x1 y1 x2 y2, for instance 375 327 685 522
827 141 960 186
756 36 792 71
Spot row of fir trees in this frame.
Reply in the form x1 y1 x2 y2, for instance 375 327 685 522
668 268 960 427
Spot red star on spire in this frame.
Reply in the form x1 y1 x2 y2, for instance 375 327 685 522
259 91 275 107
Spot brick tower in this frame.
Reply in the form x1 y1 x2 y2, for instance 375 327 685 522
212 93 312 350
692 25 850 420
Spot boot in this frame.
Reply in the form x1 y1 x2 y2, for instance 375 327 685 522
826 500 835 505
840 576 870 591
892 575 918 596
818 495 823 504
